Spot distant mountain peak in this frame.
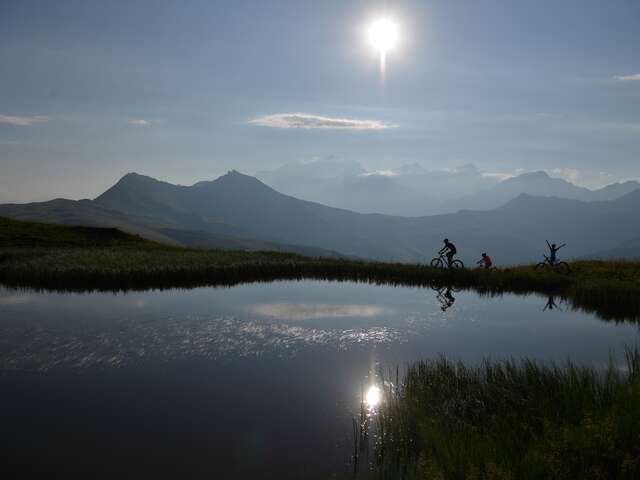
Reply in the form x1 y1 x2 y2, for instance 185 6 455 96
218 169 255 181
115 172 160 185
499 192 585 211
212 169 274 190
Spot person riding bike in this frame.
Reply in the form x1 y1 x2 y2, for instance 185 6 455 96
546 240 566 264
439 238 457 267
476 252 493 269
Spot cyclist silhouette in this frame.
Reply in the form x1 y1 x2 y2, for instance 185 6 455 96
476 253 493 269
546 240 566 264
439 238 457 267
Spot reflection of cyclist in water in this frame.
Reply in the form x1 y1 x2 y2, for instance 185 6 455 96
437 287 456 311
439 239 457 267
543 295 561 311
546 240 566 265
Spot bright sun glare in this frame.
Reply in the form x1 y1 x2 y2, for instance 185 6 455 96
368 18 399 78
365 385 382 408
368 18 399 53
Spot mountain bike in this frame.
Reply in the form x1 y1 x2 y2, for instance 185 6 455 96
535 255 571 274
476 264 498 272
430 251 464 269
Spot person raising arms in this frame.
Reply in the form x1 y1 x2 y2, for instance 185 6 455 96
546 240 566 264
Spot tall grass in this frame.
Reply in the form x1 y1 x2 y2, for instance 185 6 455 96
364 349 640 479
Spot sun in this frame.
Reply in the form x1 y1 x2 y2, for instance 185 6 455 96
367 18 399 78
368 18 399 54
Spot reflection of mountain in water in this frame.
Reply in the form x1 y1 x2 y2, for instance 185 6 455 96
0 311 452 372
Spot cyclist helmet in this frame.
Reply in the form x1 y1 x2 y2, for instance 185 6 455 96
443 238 449 243
482 253 487 256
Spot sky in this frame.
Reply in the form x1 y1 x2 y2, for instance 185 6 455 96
1 0 639 202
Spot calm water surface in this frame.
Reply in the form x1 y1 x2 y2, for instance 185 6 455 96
1 281 637 478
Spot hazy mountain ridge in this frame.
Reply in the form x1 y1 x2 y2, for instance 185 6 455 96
2 170 640 264
256 160 640 216
450 172 640 212
586 237 640 260
256 160 499 215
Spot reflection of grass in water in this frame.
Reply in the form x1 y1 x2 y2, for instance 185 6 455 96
360 349 640 479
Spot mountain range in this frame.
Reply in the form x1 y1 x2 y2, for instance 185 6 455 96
1 170 640 264
256 160 640 216
449 171 640 212
0 171 640 264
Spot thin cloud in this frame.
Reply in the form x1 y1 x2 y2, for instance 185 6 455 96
0 115 48 126
248 113 396 130
128 118 152 127
481 171 517 181
360 170 399 177
545 168 615 187
612 73 640 81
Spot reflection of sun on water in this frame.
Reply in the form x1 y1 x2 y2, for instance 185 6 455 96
365 385 382 408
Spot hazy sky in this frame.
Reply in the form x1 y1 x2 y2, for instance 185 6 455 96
1 0 639 202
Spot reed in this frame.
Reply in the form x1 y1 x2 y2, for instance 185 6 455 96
361 348 640 479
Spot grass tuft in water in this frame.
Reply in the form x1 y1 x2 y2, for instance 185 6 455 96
363 349 640 479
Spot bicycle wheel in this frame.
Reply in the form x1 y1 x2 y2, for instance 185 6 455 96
430 258 444 269
450 259 464 269
535 262 549 272
555 262 571 275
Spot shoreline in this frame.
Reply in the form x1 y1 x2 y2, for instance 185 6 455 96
1 247 639 322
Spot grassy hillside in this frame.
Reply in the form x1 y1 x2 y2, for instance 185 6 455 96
0 216 158 248
0 201 342 257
